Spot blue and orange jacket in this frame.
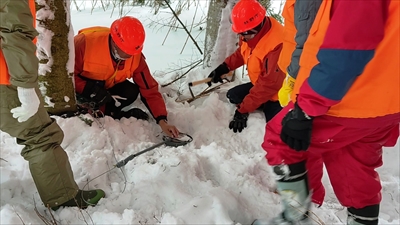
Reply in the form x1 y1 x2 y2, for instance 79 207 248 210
74 27 168 121
293 0 399 119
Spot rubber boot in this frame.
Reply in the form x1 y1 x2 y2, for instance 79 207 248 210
253 161 311 225
252 212 310 225
347 205 379 225
52 189 105 210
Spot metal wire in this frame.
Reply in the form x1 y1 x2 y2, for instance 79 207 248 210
115 133 193 168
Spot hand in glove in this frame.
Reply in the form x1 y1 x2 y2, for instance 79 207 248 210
10 87 40 122
280 102 313 151
207 62 230 86
229 110 248 133
81 81 113 106
278 73 296 107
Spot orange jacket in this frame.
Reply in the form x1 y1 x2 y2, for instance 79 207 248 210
224 17 285 113
291 1 330 102
240 18 284 87
277 0 296 73
74 27 168 120
0 0 36 85
294 0 399 118
78 27 141 89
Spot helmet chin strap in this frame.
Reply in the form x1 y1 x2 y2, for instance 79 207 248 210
242 34 257 41
112 46 130 61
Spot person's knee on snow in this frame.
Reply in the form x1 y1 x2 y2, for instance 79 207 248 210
80 79 112 106
108 80 140 108
104 80 148 120
226 82 253 104
107 81 148 120
226 90 240 104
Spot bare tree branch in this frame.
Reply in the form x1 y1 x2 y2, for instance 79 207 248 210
161 60 202 87
163 0 203 55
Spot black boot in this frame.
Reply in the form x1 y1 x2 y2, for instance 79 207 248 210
113 108 149 120
347 205 379 225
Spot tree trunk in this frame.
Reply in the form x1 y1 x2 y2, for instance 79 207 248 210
203 0 229 69
36 0 77 115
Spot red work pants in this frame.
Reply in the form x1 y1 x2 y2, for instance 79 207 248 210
263 102 399 208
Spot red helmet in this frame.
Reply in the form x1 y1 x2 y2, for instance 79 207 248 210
231 0 266 33
110 16 145 55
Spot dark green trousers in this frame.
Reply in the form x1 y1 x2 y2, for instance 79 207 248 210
0 85 78 207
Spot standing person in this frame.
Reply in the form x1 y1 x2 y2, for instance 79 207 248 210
254 0 400 224
74 16 180 138
0 0 105 210
277 0 325 207
207 0 285 133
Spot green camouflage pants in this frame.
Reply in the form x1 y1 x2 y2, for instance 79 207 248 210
0 85 79 208
1 0 78 208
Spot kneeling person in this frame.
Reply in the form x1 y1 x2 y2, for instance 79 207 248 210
74 16 179 137
207 0 285 133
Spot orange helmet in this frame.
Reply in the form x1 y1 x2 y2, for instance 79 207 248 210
231 0 266 33
110 16 145 55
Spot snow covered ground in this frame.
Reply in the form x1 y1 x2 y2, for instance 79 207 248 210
0 1 399 224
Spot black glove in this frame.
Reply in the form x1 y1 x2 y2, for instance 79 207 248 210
81 80 113 106
280 102 313 151
229 110 248 133
207 62 230 86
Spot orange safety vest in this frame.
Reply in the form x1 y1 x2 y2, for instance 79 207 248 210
240 17 284 101
292 0 400 118
277 0 296 73
0 51 8 85
0 0 36 85
78 27 141 89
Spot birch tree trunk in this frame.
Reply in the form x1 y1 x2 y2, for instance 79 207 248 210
203 0 230 69
36 0 77 115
